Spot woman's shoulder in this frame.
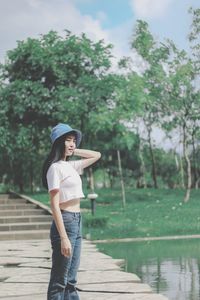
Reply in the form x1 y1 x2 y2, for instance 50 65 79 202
47 161 62 174
49 161 60 169
68 159 82 167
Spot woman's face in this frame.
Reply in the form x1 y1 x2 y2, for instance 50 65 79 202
64 134 76 157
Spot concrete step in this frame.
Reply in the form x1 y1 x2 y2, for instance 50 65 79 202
0 229 50 240
0 203 37 210
0 197 27 204
0 209 49 216
0 193 52 241
0 215 52 224
0 194 10 199
0 222 51 231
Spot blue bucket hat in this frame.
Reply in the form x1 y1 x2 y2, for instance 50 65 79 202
50 123 82 146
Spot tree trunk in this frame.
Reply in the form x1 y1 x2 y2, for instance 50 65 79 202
147 124 158 188
192 133 198 189
88 167 94 192
183 124 192 203
138 137 147 188
103 168 107 188
117 150 126 209
174 152 179 170
179 155 185 189
174 152 180 189
107 167 113 188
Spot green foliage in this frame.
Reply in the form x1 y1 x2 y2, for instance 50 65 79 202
144 148 182 188
0 30 120 191
131 20 155 60
131 20 169 65
83 215 109 228
188 7 200 71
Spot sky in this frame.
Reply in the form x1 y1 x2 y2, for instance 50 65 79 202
0 0 199 150
0 0 199 64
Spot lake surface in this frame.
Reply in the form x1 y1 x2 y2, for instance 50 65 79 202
98 238 200 300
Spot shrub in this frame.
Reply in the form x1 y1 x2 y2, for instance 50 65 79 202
83 215 109 228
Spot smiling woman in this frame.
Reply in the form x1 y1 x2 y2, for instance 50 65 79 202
42 122 101 300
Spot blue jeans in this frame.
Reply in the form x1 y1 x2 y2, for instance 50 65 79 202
47 211 82 300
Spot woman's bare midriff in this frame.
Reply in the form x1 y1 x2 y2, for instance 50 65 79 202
59 198 81 212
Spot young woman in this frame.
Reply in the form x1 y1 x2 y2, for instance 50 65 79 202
42 123 101 300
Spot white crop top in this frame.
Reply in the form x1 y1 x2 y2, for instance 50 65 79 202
46 160 85 203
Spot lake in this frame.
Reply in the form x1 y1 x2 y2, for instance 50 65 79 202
98 238 200 300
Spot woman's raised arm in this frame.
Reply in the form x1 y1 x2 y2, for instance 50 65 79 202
73 148 101 169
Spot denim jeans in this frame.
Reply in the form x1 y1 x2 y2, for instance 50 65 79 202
47 211 82 300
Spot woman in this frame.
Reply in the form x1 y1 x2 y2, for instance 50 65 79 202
42 123 101 300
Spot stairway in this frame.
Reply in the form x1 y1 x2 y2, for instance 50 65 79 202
0 193 52 240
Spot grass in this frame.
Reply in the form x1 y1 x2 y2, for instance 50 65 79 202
28 187 200 241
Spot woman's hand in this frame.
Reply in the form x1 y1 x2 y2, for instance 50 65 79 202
61 238 72 257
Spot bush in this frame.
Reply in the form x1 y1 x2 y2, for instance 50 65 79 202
83 215 109 228
0 183 10 193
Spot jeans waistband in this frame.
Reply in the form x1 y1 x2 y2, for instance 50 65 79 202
61 210 81 217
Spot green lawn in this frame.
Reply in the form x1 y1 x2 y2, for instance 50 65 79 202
29 188 200 241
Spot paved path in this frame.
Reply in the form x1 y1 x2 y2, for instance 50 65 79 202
0 193 169 299
0 239 169 300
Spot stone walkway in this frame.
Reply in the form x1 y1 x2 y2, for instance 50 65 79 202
0 193 169 299
0 239 169 300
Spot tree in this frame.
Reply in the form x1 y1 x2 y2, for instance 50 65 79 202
0 30 115 191
162 42 199 202
188 7 200 189
124 20 170 188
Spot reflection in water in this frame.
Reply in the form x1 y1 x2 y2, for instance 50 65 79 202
139 258 200 300
98 239 200 300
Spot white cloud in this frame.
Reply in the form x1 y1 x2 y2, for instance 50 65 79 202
130 0 173 19
0 0 111 62
96 11 107 23
0 0 140 72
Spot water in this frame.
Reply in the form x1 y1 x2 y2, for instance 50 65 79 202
98 238 200 300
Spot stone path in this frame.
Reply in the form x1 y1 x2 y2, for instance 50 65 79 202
0 239 169 300
0 193 169 299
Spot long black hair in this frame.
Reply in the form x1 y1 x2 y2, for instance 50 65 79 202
42 132 76 189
